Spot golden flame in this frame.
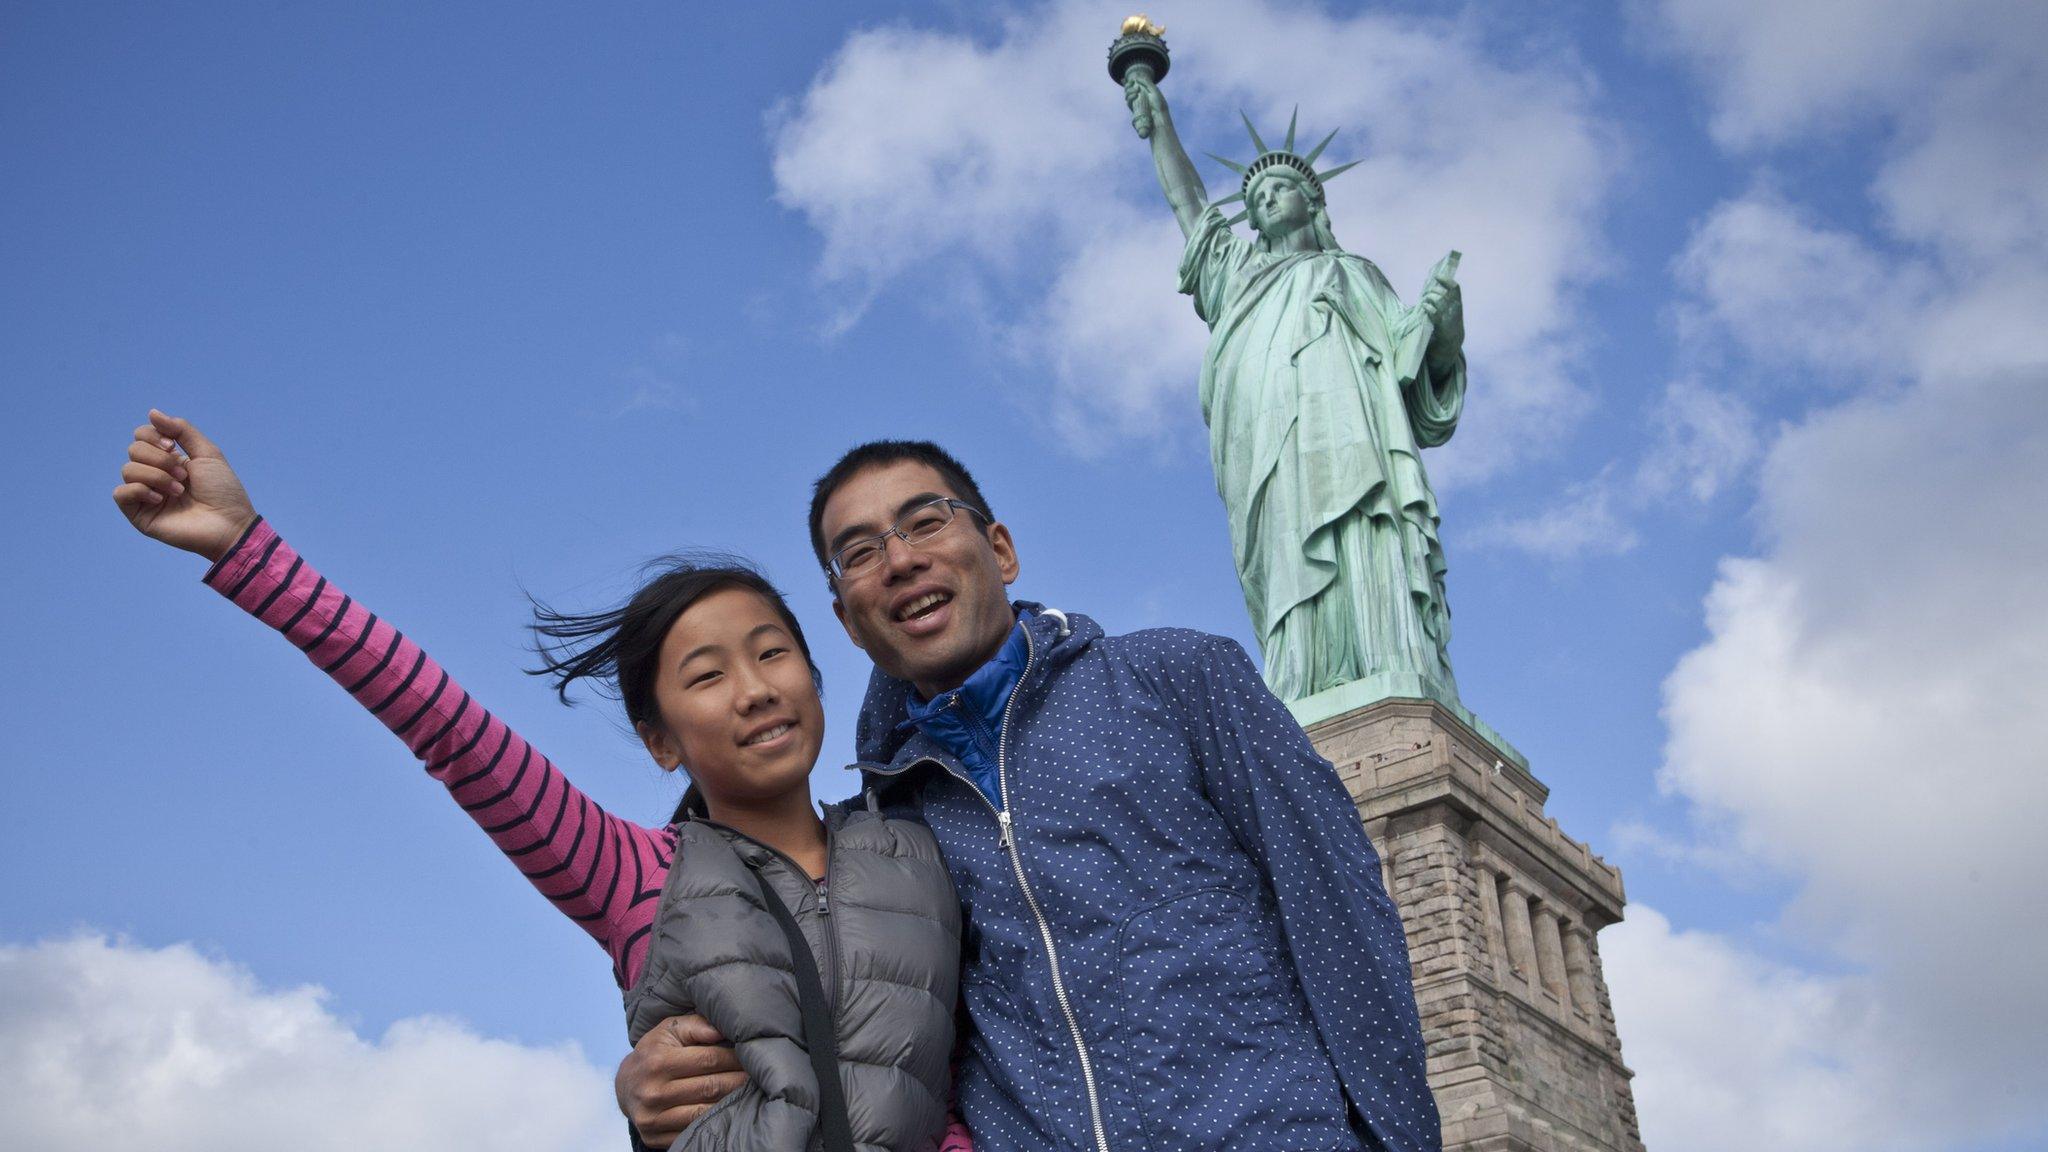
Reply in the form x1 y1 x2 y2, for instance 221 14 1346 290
1120 14 1164 37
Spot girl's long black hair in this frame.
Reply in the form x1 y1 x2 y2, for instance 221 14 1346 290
525 552 822 737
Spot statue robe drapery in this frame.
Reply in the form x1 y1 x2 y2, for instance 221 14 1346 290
1178 206 1463 703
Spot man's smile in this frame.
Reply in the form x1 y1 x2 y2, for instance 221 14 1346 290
890 587 955 635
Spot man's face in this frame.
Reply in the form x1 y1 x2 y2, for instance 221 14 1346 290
821 459 1021 698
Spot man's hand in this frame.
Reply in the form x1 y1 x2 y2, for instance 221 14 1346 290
112 410 258 563
616 1015 747 1149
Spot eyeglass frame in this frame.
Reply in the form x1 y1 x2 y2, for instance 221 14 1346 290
826 497 991 581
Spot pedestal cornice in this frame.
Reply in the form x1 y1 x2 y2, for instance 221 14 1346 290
1306 696 1627 925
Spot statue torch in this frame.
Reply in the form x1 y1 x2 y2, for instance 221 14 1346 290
1108 15 1170 137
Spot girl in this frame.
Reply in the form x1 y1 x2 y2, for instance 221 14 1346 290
112 410 971 1152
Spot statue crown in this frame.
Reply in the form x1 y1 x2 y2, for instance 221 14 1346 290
1243 150 1325 199
1205 108 1362 227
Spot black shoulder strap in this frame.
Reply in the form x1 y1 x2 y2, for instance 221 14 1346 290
746 867 856 1152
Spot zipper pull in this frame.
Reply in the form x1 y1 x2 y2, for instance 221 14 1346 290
997 809 1013 849
817 884 829 915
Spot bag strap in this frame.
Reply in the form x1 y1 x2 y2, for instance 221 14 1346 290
747 866 856 1152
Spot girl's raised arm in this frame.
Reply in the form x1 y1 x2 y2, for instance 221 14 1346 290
115 411 674 987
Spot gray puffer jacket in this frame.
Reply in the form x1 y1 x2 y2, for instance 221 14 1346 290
624 789 961 1152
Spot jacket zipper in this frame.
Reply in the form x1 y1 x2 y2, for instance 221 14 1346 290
820 823 839 1012
698 817 840 1011
991 626 1114 1152
860 618 1112 1152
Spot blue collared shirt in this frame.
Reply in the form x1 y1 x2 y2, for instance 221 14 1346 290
895 612 1033 807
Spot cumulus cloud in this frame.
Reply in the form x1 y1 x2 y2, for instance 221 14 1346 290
1497 0 2044 557
0 934 620 1152
1469 377 1756 559
1464 470 1637 559
1026 215 1211 451
1634 377 1759 503
770 0 1618 477
1640 0 2045 151
1660 359 2048 924
1603 907 1887 1151
1606 3 2048 1148
1646 0 2048 270
1671 193 1938 379
1617 361 2048 1148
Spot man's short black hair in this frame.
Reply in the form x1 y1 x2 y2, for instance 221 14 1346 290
808 440 995 571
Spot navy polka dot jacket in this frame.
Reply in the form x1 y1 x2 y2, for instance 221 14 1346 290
855 606 1440 1152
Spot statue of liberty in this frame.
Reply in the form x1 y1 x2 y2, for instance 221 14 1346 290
1113 21 1469 720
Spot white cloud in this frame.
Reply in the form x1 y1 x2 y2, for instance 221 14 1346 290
1625 361 2048 1145
1465 470 1637 559
768 17 1118 287
1660 363 2048 924
1025 215 1212 453
1641 0 2041 150
1502 0 2040 561
1646 0 2048 268
1614 3 2048 1146
0 934 620 1152
1470 377 1757 559
1671 192 1937 379
1635 378 1759 503
1874 55 2048 268
1603 907 1887 1152
770 0 1619 480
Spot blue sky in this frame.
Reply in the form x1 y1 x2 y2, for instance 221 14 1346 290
5 3 2045 1149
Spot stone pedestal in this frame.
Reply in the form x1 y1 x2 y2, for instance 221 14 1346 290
1304 698 1645 1152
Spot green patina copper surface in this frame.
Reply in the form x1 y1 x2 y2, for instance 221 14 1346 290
1120 43 1476 726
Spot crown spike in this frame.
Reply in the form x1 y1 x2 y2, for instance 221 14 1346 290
1205 152 1248 175
1316 158 1363 183
1303 127 1340 165
1284 106 1299 153
1210 190 1246 207
1223 209 1251 227
1240 110 1267 154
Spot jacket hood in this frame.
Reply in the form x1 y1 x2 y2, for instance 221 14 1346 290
853 601 1095 766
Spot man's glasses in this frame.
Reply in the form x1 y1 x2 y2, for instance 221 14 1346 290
829 497 988 581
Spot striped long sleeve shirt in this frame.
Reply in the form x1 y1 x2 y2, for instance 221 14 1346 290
204 516 675 986
203 518 977 1152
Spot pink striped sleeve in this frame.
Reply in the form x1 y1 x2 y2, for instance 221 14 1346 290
937 1114 975 1151
205 518 674 987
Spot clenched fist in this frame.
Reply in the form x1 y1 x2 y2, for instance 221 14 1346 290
112 410 258 563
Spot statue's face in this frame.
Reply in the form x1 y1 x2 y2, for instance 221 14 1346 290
1249 171 1315 238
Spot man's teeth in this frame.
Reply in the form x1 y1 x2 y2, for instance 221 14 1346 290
898 592 951 621
745 724 791 746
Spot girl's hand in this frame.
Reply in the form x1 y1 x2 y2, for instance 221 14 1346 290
112 410 258 563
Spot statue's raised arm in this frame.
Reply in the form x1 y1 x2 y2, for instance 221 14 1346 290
1124 73 1208 237
1111 18 1208 237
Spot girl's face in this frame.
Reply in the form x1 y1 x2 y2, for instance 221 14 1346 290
638 585 825 808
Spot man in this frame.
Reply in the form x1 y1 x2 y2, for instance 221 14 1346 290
621 442 1439 1151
